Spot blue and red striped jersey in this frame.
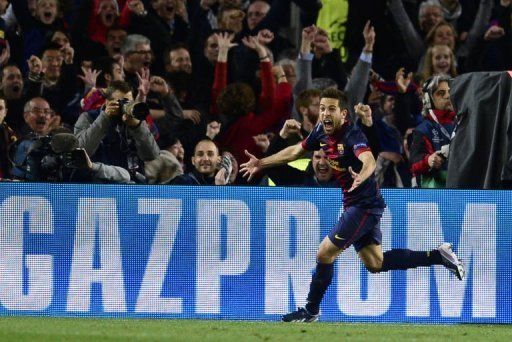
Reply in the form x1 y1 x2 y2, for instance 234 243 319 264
302 121 386 209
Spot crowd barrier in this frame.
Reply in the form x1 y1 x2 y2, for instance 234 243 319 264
0 183 509 323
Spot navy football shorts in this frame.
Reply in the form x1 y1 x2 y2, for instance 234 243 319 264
328 206 384 252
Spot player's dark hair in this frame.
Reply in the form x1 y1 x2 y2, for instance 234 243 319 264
320 88 349 110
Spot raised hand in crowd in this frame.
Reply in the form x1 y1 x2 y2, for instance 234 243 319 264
300 25 317 55
242 35 270 60
206 120 221 140
395 67 413 93
127 0 146 16
149 76 170 97
176 0 189 23
354 103 373 127
215 32 237 63
136 67 150 102
280 119 303 139
200 0 218 9
257 29 274 46
28 55 44 76
183 109 201 124
48 113 62 132
0 41 11 68
253 134 271 153
501 0 511 6
363 20 375 53
78 67 102 90
484 25 505 41
313 28 332 57
272 65 287 83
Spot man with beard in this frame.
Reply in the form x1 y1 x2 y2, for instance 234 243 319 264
171 139 232 185
127 0 190 75
0 65 26 135
241 88 465 322
25 43 78 127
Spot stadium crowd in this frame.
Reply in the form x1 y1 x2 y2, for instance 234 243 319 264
0 0 510 188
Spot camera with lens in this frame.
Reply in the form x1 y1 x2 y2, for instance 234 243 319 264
12 133 90 182
117 99 150 121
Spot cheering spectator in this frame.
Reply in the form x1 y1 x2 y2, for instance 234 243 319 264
25 43 79 126
1 65 26 134
171 138 233 185
211 32 292 172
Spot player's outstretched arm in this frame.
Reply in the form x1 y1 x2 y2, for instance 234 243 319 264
348 151 376 192
240 143 305 181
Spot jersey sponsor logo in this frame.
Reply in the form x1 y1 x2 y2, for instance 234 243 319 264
334 234 345 241
327 159 346 172
320 142 327 147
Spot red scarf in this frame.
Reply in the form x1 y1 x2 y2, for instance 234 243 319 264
431 109 455 124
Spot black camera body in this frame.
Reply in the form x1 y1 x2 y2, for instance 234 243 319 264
16 134 88 182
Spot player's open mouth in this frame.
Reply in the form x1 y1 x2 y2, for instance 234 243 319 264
323 119 333 128
44 11 53 20
165 5 174 12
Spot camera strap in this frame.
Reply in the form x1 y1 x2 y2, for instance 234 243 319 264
428 110 452 141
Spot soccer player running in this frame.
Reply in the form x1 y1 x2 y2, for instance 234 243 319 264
240 88 465 323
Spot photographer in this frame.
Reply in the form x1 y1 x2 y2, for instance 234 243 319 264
74 80 159 181
410 75 456 188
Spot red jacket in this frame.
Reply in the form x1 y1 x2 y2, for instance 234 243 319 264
211 61 292 165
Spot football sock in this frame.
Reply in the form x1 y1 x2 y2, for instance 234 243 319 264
305 262 334 315
380 249 443 272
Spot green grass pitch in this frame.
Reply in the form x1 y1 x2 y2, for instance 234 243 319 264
1 317 511 341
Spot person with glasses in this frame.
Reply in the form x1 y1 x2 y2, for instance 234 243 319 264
21 97 54 136
120 34 154 94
